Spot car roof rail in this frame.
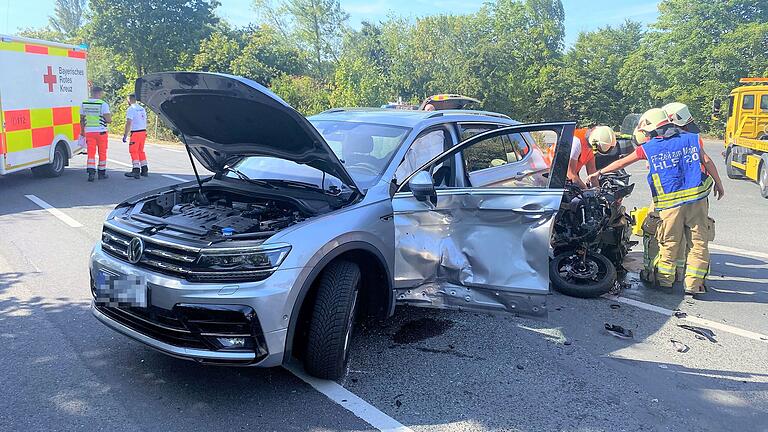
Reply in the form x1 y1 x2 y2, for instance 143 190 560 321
319 108 347 114
427 110 511 120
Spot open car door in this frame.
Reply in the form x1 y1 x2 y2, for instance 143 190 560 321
392 122 575 318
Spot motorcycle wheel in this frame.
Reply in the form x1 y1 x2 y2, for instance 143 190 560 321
550 251 617 298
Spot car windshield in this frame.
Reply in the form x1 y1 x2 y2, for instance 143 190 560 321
310 120 411 188
227 120 410 191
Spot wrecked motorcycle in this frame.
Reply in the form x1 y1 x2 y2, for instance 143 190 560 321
550 172 636 298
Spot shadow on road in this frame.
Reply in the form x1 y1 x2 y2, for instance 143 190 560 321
0 272 368 431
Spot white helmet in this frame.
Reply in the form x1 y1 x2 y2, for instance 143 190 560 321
662 102 693 127
589 126 617 153
637 108 670 132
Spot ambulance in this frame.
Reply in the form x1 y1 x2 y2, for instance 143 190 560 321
0 35 88 177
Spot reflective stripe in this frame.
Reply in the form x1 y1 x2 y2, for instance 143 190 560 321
685 266 709 278
656 261 676 275
652 173 664 195
653 176 713 210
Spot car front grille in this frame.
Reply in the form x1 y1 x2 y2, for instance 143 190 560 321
100 225 275 283
101 226 200 279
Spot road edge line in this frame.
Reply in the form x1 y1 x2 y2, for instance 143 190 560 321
709 243 768 261
107 158 132 168
603 294 768 343
24 194 83 228
284 362 414 432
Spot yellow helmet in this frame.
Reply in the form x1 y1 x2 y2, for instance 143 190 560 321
662 102 693 126
637 108 669 132
589 126 616 153
633 127 648 145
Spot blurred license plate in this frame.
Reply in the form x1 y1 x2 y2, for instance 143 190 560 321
94 270 147 307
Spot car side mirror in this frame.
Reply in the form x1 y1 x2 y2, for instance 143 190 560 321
409 171 437 204
712 98 721 120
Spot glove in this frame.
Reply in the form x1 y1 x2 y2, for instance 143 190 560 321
122 136 127 143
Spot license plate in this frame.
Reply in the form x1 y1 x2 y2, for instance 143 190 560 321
94 269 147 307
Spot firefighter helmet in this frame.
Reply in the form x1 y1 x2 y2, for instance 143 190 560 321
589 126 617 153
662 102 694 127
637 108 669 132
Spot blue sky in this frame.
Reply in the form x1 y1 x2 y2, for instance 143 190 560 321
1 0 660 47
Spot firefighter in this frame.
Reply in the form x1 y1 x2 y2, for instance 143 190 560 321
122 94 149 179
547 124 601 189
80 86 112 182
587 108 724 295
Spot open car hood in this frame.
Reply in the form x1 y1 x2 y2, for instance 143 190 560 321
135 72 359 192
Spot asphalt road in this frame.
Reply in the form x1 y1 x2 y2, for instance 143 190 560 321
1 138 767 432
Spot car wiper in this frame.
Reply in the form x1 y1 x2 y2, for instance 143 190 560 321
222 165 277 189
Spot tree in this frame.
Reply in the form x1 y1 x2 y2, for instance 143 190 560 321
49 0 87 38
88 0 220 77
230 26 305 85
193 32 243 73
270 74 330 114
253 0 349 81
555 21 645 126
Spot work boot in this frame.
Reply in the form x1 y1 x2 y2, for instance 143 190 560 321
140 165 149 177
87 169 96 182
125 168 141 179
98 170 109 180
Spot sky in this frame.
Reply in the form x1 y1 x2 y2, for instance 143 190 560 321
0 0 660 47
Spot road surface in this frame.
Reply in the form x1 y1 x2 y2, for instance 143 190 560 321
1 138 766 432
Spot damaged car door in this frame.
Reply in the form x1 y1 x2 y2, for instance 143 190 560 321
392 122 575 318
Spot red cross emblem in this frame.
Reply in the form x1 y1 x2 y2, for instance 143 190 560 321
43 66 57 92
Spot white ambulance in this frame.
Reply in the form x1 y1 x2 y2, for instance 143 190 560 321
0 35 88 177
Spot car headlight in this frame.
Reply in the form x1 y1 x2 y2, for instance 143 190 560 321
197 245 291 272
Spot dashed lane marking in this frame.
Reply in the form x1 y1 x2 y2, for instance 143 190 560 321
24 195 83 228
162 174 188 182
603 294 768 343
285 362 414 432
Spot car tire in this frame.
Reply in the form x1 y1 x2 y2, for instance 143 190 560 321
31 143 67 178
759 162 768 199
304 260 361 380
725 148 744 180
550 251 617 298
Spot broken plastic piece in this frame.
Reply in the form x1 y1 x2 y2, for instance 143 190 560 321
677 324 717 343
670 339 689 353
604 323 633 339
610 304 621 310
674 311 687 319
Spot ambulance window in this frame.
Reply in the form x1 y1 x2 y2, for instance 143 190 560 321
727 96 734 118
743 94 755 110
761 95 768 112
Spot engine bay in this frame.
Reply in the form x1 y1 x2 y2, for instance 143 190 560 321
129 188 307 241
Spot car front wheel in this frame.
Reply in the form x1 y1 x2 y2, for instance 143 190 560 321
304 260 361 380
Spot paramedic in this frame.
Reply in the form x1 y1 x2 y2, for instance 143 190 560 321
122 94 149 179
80 86 111 182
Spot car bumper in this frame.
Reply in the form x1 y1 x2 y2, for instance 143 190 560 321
90 244 304 367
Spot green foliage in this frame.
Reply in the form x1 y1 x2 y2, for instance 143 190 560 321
87 0 220 76
15 0 764 137
271 75 331 115
49 0 87 38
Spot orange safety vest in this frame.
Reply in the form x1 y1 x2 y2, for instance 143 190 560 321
545 128 594 170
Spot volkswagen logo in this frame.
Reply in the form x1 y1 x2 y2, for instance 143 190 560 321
127 237 144 264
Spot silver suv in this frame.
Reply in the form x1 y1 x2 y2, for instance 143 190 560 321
90 72 574 379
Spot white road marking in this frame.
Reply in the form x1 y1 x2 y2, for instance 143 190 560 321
24 195 83 228
107 158 132 168
284 363 414 432
150 144 185 153
603 294 768 343
710 243 768 261
162 174 188 182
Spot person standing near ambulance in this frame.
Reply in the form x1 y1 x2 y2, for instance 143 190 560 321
588 108 724 295
81 86 112 182
122 94 149 179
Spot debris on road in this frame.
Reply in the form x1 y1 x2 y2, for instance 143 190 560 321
610 303 621 310
604 323 634 339
670 339 690 353
674 311 688 319
392 318 454 344
677 324 717 343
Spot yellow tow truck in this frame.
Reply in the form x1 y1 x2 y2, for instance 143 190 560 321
714 78 768 197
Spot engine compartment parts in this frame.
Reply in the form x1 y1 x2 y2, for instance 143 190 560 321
128 189 307 241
